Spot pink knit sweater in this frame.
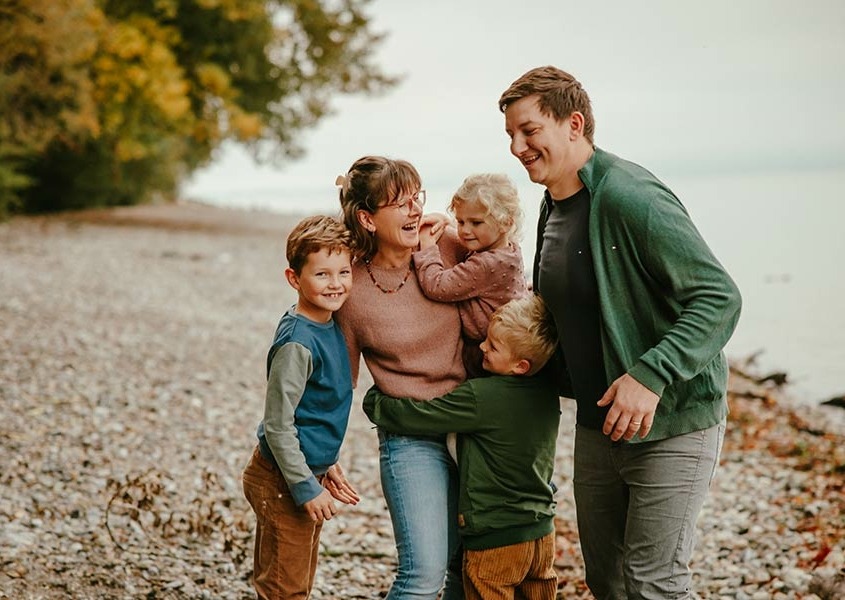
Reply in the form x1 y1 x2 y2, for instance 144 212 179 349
336 235 466 400
413 241 528 342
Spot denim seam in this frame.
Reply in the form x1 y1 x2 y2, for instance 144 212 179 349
381 434 412 596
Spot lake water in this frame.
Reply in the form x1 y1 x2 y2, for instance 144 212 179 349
187 167 845 405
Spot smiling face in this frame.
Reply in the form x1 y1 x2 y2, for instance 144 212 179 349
504 94 589 199
479 323 529 376
286 247 353 323
359 186 424 256
453 200 509 252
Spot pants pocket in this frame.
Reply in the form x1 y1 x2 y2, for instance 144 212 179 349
466 542 530 584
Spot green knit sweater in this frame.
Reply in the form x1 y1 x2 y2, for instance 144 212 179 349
363 373 560 550
534 147 742 441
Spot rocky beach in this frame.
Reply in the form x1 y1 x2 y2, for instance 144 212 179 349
1 202 843 599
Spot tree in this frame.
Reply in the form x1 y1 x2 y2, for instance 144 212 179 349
0 0 101 214
0 0 397 215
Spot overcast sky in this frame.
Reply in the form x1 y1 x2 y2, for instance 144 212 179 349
184 0 845 208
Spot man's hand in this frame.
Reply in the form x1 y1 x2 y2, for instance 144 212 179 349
324 463 360 505
302 489 337 522
597 373 659 441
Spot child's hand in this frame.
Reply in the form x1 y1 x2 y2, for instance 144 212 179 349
325 463 360 505
419 213 450 249
421 212 450 234
418 228 440 249
302 488 338 521
419 213 448 249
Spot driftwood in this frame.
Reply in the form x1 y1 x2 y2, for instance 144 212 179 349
821 395 845 410
732 353 845 415
730 359 789 390
729 355 845 439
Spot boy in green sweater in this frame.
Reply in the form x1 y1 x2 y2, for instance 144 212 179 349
363 294 561 600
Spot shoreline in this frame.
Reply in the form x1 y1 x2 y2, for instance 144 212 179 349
32 199 845 409
1 202 843 599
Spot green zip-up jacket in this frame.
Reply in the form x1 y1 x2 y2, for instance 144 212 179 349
362 373 560 551
534 147 742 442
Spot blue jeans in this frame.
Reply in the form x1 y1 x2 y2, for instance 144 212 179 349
378 429 464 600
573 421 726 600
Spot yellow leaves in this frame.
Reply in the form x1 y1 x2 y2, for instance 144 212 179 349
191 121 221 145
153 0 180 20
4 0 396 212
115 138 148 162
0 0 102 153
107 22 149 60
60 106 101 140
2 0 100 66
194 64 263 141
92 17 192 143
82 3 107 31
229 111 263 141
195 64 232 97
125 65 149 88
195 0 267 21
160 83 192 121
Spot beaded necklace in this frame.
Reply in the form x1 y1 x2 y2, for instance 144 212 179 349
364 259 412 294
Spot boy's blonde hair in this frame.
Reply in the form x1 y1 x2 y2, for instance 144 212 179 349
449 173 523 242
286 215 351 274
488 294 558 376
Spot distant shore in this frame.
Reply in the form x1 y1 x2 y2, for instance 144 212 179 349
1 201 842 599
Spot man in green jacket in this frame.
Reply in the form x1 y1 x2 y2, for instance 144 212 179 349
498 66 742 599
363 295 561 599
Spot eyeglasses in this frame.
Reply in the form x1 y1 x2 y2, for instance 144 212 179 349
383 190 426 215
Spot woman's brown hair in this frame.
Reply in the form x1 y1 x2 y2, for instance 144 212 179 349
337 156 422 261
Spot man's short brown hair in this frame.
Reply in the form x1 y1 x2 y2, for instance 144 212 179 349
498 66 595 144
286 215 351 274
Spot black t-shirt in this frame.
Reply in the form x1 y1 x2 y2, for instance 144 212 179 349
537 187 609 430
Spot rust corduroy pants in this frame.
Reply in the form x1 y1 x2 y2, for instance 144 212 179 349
242 446 323 600
462 532 557 599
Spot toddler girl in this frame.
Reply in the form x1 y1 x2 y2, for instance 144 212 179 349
415 173 528 378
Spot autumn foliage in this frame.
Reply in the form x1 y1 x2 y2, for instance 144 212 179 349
0 0 396 216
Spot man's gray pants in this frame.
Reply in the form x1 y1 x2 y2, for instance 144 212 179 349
573 421 726 599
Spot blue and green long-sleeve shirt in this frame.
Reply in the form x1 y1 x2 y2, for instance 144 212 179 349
257 308 353 505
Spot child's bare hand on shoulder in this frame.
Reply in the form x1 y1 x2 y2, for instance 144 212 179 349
419 213 449 249
303 489 338 522
325 463 360 505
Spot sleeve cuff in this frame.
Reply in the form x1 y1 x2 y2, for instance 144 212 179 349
412 244 441 264
290 475 324 506
628 360 668 397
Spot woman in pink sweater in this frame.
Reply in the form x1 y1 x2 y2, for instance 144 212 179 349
335 155 466 600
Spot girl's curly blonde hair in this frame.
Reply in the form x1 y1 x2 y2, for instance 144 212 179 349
449 173 523 242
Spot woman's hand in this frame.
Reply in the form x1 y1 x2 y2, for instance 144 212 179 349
324 463 360 505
